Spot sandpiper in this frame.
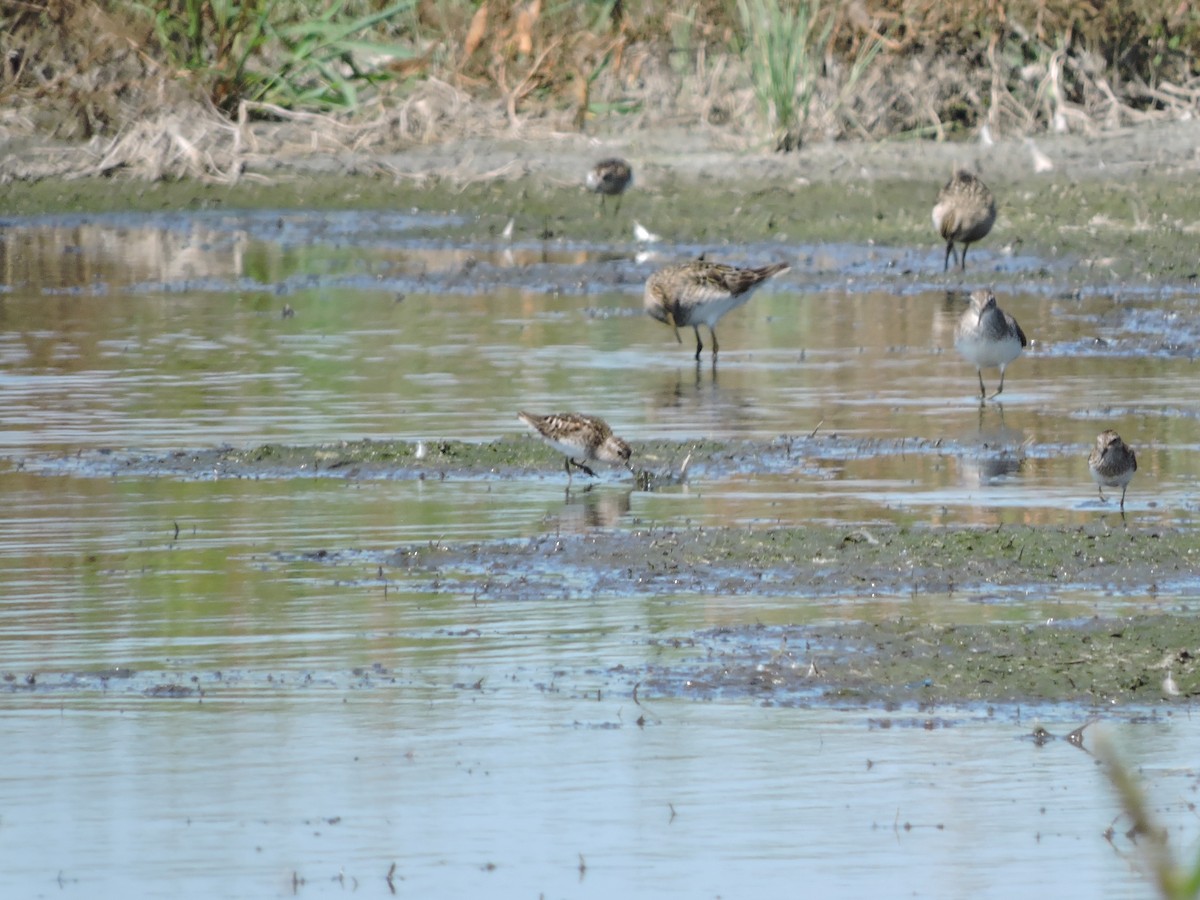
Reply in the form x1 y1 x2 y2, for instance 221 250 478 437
643 259 791 361
933 169 996 272
518 411 633 485
586 158 633 214
955 289 1027 400
1088 430 1137 511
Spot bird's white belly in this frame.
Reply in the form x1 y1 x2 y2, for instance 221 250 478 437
1091 466 1134 488
956 332 1022 368
544 437 590 459
687 292 753 327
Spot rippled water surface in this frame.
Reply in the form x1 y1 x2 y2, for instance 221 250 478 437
2 210 1198 898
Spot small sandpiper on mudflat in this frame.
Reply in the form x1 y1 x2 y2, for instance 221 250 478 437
586 158 633 214
933 169 996 272
643 259 791 361
1088 429 1137 511
518 411 633 485
955 288 1027 401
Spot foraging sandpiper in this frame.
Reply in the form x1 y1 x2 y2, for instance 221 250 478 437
955 289 1027 400
518 411 633 485
643 259 791 361
586 158 633 214
933 169 996 272
1088 429 1137 511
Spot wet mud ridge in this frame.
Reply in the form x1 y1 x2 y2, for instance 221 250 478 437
352 522 1198 602
640 615 1200 707
21 433 1044 485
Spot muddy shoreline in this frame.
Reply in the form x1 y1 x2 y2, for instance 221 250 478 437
6 124 1200 709
6 122 1200 286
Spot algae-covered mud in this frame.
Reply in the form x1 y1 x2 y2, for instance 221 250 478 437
645 615 1200 707
19 434 964 485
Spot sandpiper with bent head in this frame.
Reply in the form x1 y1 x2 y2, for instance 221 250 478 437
955 289 1027 401
518 411 633 485
1088 430 1137 511
586 158 633 214
643 259 791 361
933 169 996 272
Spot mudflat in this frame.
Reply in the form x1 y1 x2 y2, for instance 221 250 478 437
6 120 1200 706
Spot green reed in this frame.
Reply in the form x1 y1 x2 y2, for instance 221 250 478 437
736 0 832 151
124 0 419 112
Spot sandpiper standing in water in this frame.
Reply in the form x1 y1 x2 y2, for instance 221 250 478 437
586 158 633 214
955 288 1027 401
1088 430 1137 511
933 169 996 272
643 259 791 361
518 411 633 485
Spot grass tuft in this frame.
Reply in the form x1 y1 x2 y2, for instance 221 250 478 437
736 0 831 151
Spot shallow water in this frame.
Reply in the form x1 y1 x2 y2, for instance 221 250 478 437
1 212 1197 522
5 690 1196 899
2 209 1198 898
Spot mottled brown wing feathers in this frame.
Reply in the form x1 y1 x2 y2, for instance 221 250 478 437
704 261 790 296
550 412 607 437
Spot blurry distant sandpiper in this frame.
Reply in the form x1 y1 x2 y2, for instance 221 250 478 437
955 289 1027 400
586 158 632 214
1088 429 1137 511
518 411 633 485
643 259 790 361
933 169 996 272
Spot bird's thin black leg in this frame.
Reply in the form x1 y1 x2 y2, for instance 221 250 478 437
569 458 597 478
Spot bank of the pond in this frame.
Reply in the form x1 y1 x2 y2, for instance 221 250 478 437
5 122 1200 283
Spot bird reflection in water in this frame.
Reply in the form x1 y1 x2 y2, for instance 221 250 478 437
550 487 634 532
959 451 1025 487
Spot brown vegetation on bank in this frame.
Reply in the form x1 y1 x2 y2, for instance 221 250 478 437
0 1 1198 181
